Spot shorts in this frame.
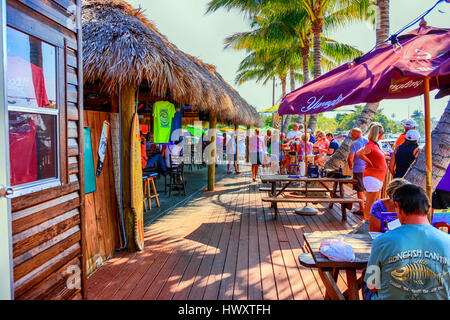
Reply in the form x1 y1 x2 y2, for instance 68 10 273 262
432 188 450 209
250 152 263 165
353 172 365 192
363 176 383 193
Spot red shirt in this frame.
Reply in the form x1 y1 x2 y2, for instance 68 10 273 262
363 140 387 182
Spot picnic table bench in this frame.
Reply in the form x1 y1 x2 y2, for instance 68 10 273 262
260 174 362 220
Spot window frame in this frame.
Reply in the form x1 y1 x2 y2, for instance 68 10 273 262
6 25 62 198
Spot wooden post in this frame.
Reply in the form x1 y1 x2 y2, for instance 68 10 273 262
208 111 217 191
246 125 250 163
423 77 433 222
120 85 137 251
234 124 239 171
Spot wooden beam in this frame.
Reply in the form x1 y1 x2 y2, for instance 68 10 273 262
208 112 217 191
246 126 250 163
423 77 433 222
234 124 239 172
120 85 137 251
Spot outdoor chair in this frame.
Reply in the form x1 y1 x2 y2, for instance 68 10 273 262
164 154 186 197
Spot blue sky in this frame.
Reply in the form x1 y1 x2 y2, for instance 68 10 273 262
127 0 449 121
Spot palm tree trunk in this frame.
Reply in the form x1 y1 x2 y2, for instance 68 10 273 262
404 99 450 191
282 68 296 131
297 44 311 125
280 75 290 133
308 20 323 132
324 0 390 170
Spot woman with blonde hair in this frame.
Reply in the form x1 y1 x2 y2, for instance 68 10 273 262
356 122 388 221
313 130 329 166
368 178 410 232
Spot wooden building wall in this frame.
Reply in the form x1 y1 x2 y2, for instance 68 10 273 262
83 110 120 275
8 0 85 299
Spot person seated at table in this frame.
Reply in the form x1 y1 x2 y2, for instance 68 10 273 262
318 133 339 156
141 134 167 174
389 129 420 179
298 133 314 159
286 123 303 142
165 138 184 169
364 184 450 300
313 131 329 166
280 135 301 174
368 178 410 232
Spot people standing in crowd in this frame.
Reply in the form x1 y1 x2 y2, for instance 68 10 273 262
389 129 421 179
394 119 417 148
368 178 410 232
322 133 339 156
432 165 450 210
356 123 388 221
250 128 264 182
364 184 450 300
348 128 369 215
286 123 303 142
226 131 240 174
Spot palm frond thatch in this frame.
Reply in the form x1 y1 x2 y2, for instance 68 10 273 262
82 0 260 126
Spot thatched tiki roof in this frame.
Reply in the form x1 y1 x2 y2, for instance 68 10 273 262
82 0 261 127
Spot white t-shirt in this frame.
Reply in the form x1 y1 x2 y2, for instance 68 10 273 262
165 143 183 168
287 130 302 140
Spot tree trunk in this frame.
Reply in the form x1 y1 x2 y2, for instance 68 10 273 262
121 85 137 252
308 20 323 132
297 44 311 126
324 0 390 170
404 99 450 192
280 75 290 133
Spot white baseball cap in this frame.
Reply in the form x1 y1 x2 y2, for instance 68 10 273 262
404 119 417 128
405 129 420 141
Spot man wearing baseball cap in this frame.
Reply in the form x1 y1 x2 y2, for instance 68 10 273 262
394 119 417 148
389 129 421 179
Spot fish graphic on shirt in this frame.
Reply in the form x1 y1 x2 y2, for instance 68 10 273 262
391 259 448 286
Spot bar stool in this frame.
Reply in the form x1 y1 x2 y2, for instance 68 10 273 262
143 172 160 210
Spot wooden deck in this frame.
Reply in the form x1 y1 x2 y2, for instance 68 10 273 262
86 165 364 300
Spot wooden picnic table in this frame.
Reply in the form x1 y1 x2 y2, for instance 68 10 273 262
300 232 372 300
260 174 362 220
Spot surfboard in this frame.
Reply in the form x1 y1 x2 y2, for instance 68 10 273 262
130 112 144 250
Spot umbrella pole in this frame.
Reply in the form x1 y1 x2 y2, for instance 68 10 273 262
295 114 318 216
423 77 433 222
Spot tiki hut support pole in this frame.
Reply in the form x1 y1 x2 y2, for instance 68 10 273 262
121 85 137 251
246 126 250 163
423 77 433 222
235 124 239 172
208 111 217 191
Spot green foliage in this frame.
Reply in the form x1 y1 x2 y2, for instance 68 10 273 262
336 105 402 133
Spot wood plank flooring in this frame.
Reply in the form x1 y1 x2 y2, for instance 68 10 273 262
87 165 364 300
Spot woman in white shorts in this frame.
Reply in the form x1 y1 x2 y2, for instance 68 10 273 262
356 123 388 221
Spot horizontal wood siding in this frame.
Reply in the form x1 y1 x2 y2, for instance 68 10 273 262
8 0 84 300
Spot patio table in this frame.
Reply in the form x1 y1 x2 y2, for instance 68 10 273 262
260 175 362 220
301 232 372 300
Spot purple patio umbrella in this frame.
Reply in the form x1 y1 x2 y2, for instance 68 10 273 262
279 25 450 205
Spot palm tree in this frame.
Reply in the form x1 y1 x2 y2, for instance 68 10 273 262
221 5 364 132
405 99 450 191
207 0 374 133
325 0 390 170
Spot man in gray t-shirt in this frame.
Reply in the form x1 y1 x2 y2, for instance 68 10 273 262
348 128 369 215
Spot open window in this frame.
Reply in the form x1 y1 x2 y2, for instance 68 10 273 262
6 26 59 196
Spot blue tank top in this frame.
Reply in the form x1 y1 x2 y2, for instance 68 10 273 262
394 143 418 178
